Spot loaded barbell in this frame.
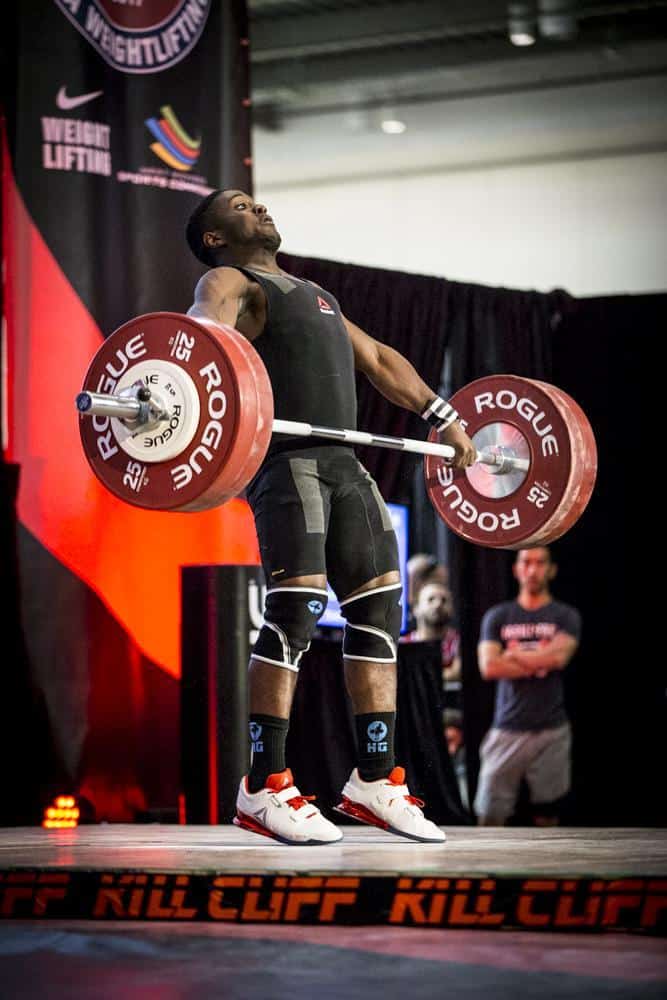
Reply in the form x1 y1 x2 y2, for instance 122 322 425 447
75 311 597 549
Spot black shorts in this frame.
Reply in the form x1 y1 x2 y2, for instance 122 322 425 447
245 446 400 599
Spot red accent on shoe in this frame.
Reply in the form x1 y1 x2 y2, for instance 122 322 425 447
335 796 390 830
233 811 278 839
288 796 316 812
265 768 295 792
387 766 405 784
263 769 317 813
386 766 424 806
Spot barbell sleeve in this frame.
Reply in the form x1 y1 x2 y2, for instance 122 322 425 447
76 391 142 420
76 390 170 423
75 392 529 474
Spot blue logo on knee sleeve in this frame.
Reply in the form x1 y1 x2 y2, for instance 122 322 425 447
367 720 388 753
307 600 324 615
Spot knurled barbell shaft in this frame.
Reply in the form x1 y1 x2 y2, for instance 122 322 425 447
272 418 529 472
75 391 529 474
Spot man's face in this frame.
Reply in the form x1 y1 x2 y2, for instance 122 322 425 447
414 582 453 628
513 548 555 594
205 190 281 253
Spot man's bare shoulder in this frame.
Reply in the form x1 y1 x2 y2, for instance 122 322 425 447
193 265 250 298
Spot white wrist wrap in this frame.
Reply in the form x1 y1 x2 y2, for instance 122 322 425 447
421 396 459 432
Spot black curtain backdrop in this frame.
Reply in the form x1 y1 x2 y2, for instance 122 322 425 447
550 293 663 826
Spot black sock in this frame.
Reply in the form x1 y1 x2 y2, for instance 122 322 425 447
247 714 290 792
354 711 396 781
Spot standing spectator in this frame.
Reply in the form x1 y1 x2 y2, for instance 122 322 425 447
401 579 461 687
474 546 581 827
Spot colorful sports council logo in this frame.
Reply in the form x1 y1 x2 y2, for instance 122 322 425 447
145 106 201 171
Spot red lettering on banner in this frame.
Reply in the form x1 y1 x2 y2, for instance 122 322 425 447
319 892 358 922
449 879 505 926
93 888 127 917
516 880 557 927
641 881 667 928
208 876 244 920
389 892 429 924
1 887 33 916
600 880 645 927
283 892 321 921
145 887 197 919
553 880 602 928
32 887 69 915
240 891 279 922
0 873 70 917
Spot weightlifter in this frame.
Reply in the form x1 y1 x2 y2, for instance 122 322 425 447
185 188 476 844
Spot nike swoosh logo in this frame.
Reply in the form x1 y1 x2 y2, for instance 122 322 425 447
56 86 104 111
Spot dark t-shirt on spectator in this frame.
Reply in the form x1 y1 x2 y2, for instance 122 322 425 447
480 600 581 732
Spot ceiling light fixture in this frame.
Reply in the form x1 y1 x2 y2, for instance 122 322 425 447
508 2 537 46
381 117 407 134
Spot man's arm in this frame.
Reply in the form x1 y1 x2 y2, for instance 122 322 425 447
478 640 535 680
506 633 579 675
186 267 251 330
343 315 476 466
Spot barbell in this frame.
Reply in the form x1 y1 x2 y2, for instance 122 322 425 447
75 311 597 549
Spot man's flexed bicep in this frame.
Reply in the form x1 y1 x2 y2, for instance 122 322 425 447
187 266 250 328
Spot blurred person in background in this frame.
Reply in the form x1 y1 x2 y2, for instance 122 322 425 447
474 546 581 827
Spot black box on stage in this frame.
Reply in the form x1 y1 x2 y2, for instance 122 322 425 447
180 564 265 824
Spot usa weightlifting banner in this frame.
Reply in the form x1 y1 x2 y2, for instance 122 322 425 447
2 0 255 820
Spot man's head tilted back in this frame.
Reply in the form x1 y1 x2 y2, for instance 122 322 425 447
185 188 226 266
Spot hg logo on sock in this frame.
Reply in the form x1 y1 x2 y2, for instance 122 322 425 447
366 720 388 753
249 722 264 753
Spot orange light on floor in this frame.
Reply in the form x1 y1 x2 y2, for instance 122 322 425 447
42 795 80 829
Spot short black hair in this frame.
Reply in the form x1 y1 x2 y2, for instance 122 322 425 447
185 188 225 266
515 545 553 562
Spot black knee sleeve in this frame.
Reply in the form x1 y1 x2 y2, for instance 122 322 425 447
340 583 402 663
252 587 328 671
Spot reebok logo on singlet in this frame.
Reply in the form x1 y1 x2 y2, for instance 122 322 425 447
317 296 334 315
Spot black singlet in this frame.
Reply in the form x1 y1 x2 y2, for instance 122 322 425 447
234 267 357 458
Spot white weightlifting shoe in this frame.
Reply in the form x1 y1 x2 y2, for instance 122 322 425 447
335 766 446 844
234 768 343 845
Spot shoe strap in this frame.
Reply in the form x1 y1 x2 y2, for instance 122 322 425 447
275 785 317 810
379 781 425 811
385 768 425 808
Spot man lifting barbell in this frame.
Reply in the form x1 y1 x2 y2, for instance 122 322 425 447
183 187 478 845
75 190 597 844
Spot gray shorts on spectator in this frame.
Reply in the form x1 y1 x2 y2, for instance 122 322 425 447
474 722 571 823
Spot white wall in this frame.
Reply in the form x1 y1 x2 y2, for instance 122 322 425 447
256 151 667 297
252 73 667 297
